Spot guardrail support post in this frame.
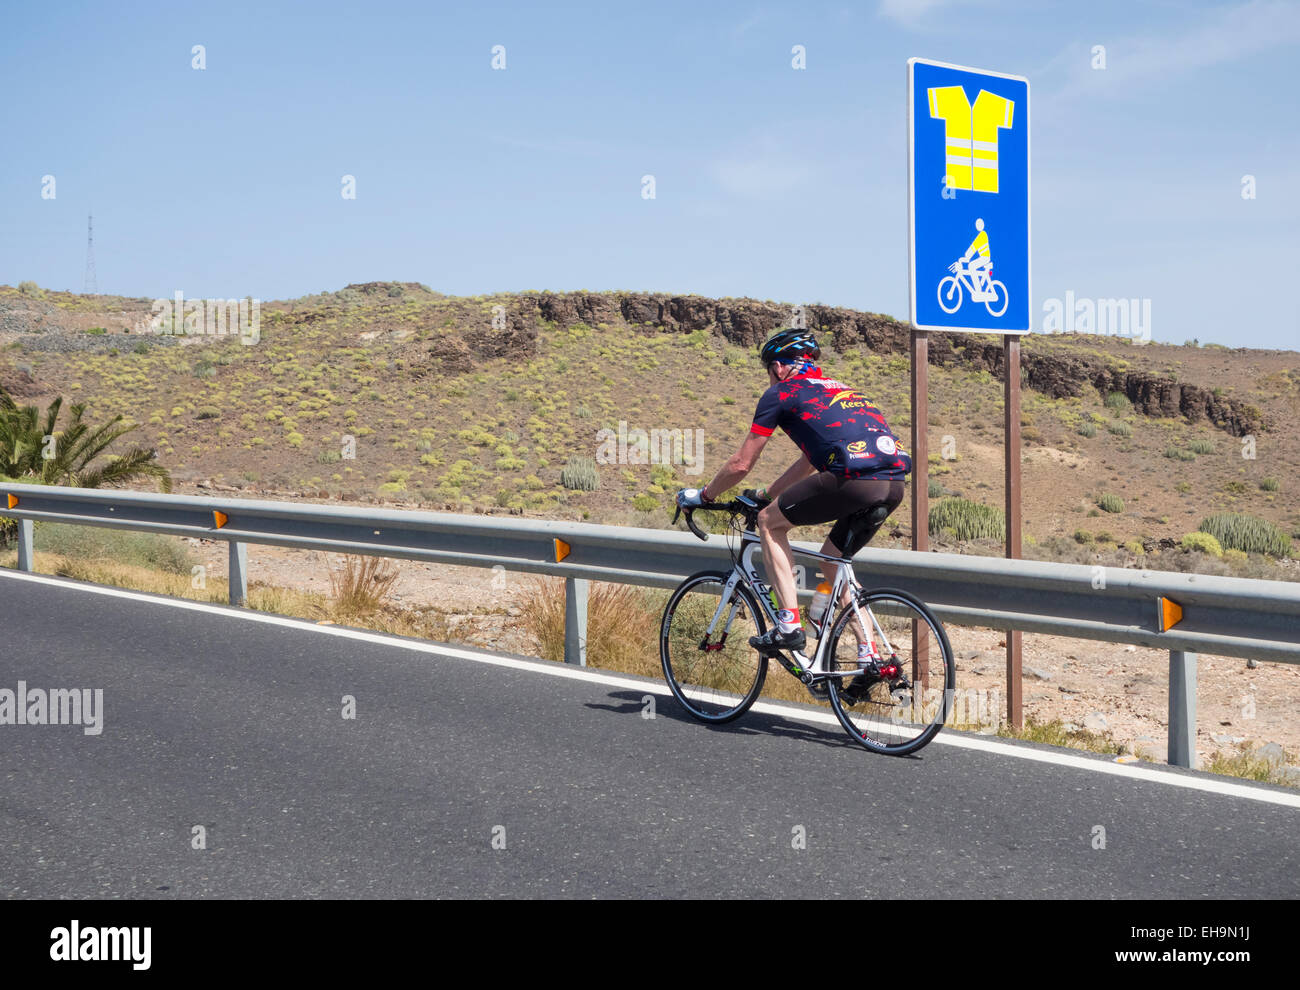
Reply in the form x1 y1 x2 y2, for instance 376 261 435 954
17 519 34 572
564 576 589 666
1168 650 1197 769
229 540 248 606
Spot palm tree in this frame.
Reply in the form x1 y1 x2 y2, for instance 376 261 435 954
0 383 171 492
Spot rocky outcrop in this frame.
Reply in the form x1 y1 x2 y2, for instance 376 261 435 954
500 291 1268 437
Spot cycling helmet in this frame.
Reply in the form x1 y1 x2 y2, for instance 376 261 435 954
759 328 820 368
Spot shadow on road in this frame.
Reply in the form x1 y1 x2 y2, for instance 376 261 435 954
585 689 926 760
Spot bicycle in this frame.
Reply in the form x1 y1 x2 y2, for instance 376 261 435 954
661 492 955 756
937 258 1008 317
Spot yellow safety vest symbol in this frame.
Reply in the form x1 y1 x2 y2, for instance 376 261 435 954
968 230 990 259
928 86 1014 193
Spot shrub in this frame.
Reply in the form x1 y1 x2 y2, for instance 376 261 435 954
929 498 1005 541
927 479 943 499
1198 513 1292 558
1189 438 1216 455
1165 445 1196 461
1181 531 1223 556
633 494 659 512
1106 421 1132 437
518 577 659 674
1073 529 1093 544
1223 481 1248 495
33 523 195 574
328 554 400 619
1077 421 1097 438
1097 493 1124 513
561 456 599 491
1260 478 1280 492
195 406 222 420
1103 391 1131 412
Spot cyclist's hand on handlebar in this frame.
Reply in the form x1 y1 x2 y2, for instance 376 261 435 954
742 487 771 507
676 487 709 510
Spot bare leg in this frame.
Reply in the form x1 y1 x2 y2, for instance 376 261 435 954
757 503 799 617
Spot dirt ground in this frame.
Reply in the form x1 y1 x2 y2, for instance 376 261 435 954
190 539 1300 769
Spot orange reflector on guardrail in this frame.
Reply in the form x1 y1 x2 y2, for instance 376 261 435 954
5 494 16 509
213 510 228 529
554 538 570 562
1158 596 1183 632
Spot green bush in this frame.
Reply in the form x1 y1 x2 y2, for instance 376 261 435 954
560 456 599 491
633 494 659 512
927 479 943 499
1181 531 1223 556
85 326 107 336
1165 445 1196 461
929 498 1005 541
1077 421 1097 438
1103 391 1131 413
1106 421 1132 437
1260 478 1280 492
1073 529 1093 544
1189 438 1216 455
34 523 196 574
1097 493 1124 513
1198 513 1292 558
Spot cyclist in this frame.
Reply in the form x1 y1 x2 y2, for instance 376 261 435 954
675 328 912 698
952 217 991 297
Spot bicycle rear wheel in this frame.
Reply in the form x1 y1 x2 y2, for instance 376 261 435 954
660 571 768 723
824 588 954 755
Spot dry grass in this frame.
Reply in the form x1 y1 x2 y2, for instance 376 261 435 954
1205 742 1299 788
996 716 1125 755
327 554 401 620
518 576 661 674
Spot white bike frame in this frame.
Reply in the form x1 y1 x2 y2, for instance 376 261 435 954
704 527 896 681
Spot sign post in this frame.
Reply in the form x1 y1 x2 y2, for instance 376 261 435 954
907 57 1030 727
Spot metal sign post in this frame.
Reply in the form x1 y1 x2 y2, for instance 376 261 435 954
908 57 1030 728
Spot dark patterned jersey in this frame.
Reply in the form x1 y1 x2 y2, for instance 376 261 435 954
749 366 912 479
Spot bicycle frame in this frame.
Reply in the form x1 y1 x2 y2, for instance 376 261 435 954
705 522 896 684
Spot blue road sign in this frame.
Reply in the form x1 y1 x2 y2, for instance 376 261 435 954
908 58 1030 333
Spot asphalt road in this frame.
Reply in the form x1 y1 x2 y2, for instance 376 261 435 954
1 571 1297 898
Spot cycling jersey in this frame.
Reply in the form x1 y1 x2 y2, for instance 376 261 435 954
749 366 912 479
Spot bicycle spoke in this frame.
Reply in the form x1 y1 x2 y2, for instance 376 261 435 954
661 573 767 723
825 590 954 755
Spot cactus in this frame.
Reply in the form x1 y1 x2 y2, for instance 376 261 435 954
1097 493 1124 513
1198 513 1291 558
929 498 1005 542
561 456 599 491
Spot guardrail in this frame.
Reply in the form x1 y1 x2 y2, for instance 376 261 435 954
4 482 1299 769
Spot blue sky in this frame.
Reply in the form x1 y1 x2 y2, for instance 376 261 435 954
1 0 1297 349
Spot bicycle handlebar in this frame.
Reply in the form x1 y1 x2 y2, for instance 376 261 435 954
673 493 768 542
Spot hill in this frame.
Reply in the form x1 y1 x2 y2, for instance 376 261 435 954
1 280 1296 578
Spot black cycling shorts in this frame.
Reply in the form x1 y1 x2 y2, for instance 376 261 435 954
776 473 905 557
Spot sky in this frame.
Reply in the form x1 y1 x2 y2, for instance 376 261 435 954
1 0 1297 349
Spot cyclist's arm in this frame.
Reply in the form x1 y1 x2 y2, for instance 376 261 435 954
765 454 817 500
700 432 767 500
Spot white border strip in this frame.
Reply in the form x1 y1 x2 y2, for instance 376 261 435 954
907 56 1031 335
2 567 1298 809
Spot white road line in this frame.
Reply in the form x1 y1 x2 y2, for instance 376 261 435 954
4 567 1299 809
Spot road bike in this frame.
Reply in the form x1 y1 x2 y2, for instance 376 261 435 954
662 492 955 755
937 258 1008 317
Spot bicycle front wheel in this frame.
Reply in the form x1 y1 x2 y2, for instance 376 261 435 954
937 275 963 314
660 571 768 723
824 588 955 755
